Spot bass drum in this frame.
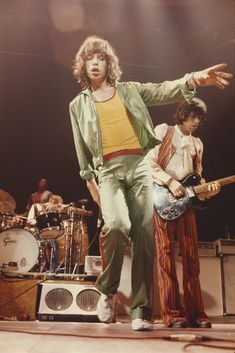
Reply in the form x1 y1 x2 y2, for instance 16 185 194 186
0 228 39 272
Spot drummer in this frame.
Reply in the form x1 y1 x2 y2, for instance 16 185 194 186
24 178 53 217
27 194 64 226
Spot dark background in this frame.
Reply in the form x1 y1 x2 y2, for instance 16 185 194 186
1 0 235 254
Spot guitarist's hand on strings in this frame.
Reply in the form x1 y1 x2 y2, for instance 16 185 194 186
167 178 186 198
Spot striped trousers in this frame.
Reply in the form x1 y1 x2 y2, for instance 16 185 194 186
153 209 208 326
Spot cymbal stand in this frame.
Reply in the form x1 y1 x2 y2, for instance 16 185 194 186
67 207 75 274
48 240 57 273
79 205 87 266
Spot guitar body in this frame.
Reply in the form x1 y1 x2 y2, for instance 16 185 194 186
153 172 205 221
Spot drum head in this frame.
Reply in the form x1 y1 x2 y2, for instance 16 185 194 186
0 228 39 272
37 212 64 240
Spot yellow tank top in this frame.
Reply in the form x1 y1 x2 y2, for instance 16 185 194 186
95 91 141 157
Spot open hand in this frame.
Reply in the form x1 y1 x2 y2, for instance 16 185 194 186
192 63 233 89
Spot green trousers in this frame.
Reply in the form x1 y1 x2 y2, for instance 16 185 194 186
95 154 155 320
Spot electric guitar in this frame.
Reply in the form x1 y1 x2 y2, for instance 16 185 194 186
153 172 235 221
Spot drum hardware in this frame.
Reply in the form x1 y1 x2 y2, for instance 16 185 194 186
47 240 59 273
0 213 25 231
35 238 63 274
59 207 90 275
1 270 88 279
67 207 76 274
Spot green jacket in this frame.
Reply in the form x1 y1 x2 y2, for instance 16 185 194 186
69 75 195 180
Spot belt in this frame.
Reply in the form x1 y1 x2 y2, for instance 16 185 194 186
103 148 143 161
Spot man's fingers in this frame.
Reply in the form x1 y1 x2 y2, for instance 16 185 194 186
216 71 233 79
208 183 221 191
218 77 230 86
207 63 227 72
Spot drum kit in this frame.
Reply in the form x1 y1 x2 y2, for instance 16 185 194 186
0 189 93 277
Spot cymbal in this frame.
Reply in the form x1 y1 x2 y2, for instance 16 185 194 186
41 203 93 217
0 189 16 213
59 205 93 217
47 204 65 213
76 207 93 216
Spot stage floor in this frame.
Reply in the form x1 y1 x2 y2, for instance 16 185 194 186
0 317 235 353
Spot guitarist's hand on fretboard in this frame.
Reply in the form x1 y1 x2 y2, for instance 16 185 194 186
204 181 221 199
197 181 221 201
167 179 186 198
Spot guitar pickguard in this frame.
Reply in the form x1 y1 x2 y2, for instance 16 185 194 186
153 183 195 221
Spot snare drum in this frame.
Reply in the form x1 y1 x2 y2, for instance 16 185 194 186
0 228 39 272
36 212 64 240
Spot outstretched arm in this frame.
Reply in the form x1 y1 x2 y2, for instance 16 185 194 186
187 63 233 90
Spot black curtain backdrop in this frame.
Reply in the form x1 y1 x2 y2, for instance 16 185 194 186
1 0 235 254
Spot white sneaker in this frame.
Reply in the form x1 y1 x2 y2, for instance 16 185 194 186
96 293 116 323
131 318 153 331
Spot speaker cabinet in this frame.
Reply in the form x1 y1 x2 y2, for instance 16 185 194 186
221 254 235 315
37 281 101 322
117 252 224 318
175 256 223 316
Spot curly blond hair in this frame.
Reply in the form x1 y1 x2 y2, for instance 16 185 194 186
73 36 122 89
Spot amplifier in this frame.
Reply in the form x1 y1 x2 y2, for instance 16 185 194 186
84 256 102 276
214 239 235 255
175 241 216 257
175 256 223 316
221 255 235 315
197 242 216 257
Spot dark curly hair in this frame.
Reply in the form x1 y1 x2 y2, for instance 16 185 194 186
73 35 122 90
174 98 207 125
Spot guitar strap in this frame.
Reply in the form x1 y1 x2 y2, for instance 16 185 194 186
157 125 176 170
157 126 202 175
192 138 202 176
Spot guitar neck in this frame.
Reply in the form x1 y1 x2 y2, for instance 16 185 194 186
194 175 235 195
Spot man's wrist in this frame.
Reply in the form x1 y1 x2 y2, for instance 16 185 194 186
186 72 198 90
166 177 173 187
